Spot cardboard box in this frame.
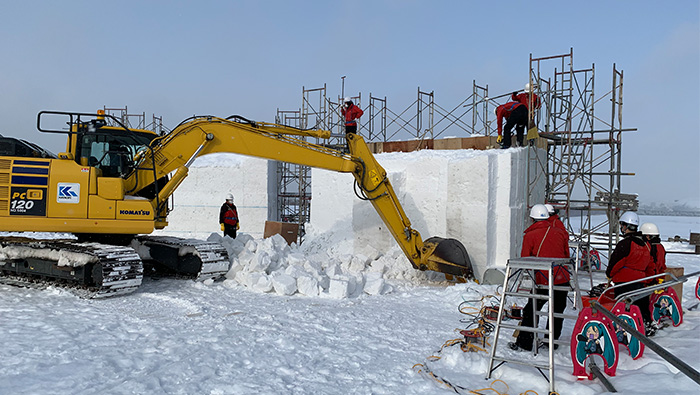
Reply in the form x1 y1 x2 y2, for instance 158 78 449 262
689 232 700 245
664 266 684 297
263 221 299 245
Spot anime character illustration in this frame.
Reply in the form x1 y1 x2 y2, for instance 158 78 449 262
650 287 683 327
613 316 644 359
579 248 601 270
571 307 619 379
612 302 644 359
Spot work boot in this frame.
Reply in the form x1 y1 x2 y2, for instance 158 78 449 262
508 341 532 352
538 338 560 350
644 321 659 337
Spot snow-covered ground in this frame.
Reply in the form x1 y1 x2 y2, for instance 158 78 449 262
1 216 699 394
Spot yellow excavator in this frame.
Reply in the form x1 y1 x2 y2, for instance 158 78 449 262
0 110 472 297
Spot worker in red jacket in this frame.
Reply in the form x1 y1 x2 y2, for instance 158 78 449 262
495 101 528 149
606 211 655 332
545 203 566 232
641 223 667 283
511 82 541 113
219 193 240 239
512 82 541 142
510 204 571 352
341 97 364 134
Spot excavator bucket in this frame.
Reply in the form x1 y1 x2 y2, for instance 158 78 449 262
422 237 474 279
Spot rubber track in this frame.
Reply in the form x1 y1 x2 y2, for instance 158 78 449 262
134 236 230 281
0 239 143 298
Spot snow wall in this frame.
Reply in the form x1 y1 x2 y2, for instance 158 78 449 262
158 147 545 282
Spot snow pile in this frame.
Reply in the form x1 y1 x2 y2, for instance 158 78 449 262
163 146 546 283
0 243 97 267
207 225 444 299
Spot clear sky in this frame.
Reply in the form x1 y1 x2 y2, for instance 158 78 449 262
1 0 698 206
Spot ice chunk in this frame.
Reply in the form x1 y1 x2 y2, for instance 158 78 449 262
297 276 319 297
271 272 297 296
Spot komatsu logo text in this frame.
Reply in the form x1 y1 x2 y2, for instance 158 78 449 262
120 209 151 216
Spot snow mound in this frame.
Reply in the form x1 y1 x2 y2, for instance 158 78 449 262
207 226 446 298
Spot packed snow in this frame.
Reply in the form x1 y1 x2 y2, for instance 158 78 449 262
1 215 699 394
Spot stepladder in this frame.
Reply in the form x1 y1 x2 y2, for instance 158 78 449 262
486 257 582 395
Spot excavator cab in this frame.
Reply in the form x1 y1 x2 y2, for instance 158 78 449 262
37 110 157 175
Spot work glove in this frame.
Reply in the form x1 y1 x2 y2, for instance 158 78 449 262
236 223 240 230
220 223 225 231
654 278 665 294
496 135 503 144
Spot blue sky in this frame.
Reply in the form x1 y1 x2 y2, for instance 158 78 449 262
1 0 698 205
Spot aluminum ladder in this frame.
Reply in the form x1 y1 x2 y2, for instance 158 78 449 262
486 256 582 395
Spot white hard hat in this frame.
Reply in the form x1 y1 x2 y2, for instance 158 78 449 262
619 211 639 226
525 82 538 92
344 97 352 103
225 193 234 201
640 222 659 236
530 204 549 220
544 204 555 215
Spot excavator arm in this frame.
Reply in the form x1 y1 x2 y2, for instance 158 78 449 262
129 116 472 278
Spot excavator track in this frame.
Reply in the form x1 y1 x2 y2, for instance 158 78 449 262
0 238 143 298
133 236 230 281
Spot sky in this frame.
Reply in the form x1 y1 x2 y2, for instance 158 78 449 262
0 0 698 205
1 216 699 394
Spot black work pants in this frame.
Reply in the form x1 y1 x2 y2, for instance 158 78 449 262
503 105 528 148
515 286 568 350
614 281 652 324
223 224 237 239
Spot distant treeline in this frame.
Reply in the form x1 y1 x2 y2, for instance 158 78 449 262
638 202 700 217
637 209 700 217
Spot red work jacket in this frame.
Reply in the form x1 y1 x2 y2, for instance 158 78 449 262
547 214 566 232
342 104 364 126
645 241 667 279
521 220 571 285
511 92 541 111
606 232 652 283
495 101 525 135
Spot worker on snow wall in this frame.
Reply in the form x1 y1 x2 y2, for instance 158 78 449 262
509 204 571 352
494 101 528 149
219 193 240 239
512 82 541 131
606 212 656 335
341 97 364 134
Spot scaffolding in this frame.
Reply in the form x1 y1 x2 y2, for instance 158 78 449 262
525 49 637 259
102 106 168 135
273 49 635 256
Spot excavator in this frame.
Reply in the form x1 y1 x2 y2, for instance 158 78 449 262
0 110 473 297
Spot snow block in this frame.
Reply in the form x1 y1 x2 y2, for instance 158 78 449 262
364 272 386 295
246 272 273 293
297 276 320 297
329 277 350 299
271 273 297 296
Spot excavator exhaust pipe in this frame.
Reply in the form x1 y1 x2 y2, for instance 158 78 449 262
422 237 474 279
